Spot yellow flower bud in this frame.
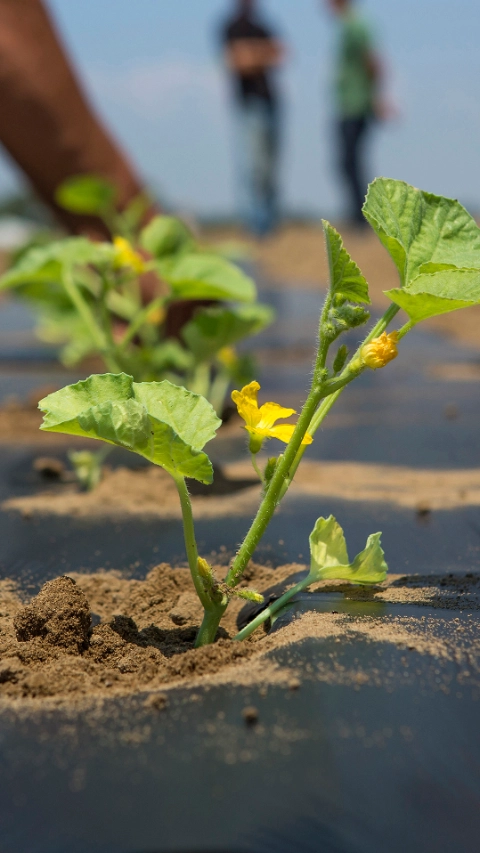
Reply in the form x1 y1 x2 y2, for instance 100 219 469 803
146 306 166 325
217 346 237 369
113 236 145 274
197 557 214 581
362 331 399 370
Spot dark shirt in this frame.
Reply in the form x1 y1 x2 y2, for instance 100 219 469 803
221 13 277 104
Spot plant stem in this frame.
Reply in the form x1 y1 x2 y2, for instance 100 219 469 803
250 453 265 484
173 475 208 609
209 368 230 417
224 294 340 590
189 363 211 399
397 319 414 340
226 376 325 589
195 604 227 647
200 302 403 642
226 302 402 592
62 266 121 373
173 475 228 647
118 296 167 352
234 574 312 641
278 303 403 496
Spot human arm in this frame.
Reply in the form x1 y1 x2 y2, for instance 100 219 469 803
0 0 155 237
224 38 286 76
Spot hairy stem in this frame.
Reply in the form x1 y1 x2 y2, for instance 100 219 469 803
195 604 227 647
174 476 228 647
62 266 121 373
235 575 313 641
250 453 265 484
173 476 208 609
226 375 325 588
278 303 402 497
227 303 402 592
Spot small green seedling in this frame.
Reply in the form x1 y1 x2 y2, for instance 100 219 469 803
1 175 274 418
37 178 480 646
67 447 112 492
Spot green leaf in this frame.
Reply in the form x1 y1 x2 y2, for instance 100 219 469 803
55 175 116 216
309 515 388 585
363 178 480 287
309 516 349 574
158 252 257 303
0 238 115 291
346 534 389 584
323 221 370 304
385 268 480 323
181 303 274 362
39 374 221 484
140 216 195 259
150 341 194 373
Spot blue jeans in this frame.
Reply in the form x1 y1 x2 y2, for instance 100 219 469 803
337 115 371 226
235 97 280 236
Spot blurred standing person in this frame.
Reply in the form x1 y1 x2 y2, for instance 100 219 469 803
220 0 286 237
326 0 385 227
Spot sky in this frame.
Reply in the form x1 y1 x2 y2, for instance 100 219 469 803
1 0 479 218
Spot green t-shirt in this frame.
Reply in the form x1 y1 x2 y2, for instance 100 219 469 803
334 11 375 118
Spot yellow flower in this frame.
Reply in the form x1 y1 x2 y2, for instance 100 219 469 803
232 381 313 453
362 331 399 369
113 236 145 274
217 346 237 368
146 305 166 325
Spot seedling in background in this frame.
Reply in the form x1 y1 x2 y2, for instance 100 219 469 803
1 174 274 419
37 178 480 646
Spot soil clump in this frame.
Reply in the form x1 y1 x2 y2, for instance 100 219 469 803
14 576 90 653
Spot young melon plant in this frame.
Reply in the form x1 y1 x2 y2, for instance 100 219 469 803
37 178 480 645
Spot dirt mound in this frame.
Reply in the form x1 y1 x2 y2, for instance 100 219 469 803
14 576 91 653
0 565 479 710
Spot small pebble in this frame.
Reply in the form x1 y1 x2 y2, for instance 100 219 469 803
143 693 168 711
33 456 65 480
444 404 459 421
242 706 259 726
288 678 301 691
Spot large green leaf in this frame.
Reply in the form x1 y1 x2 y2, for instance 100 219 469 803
309 515 388 585
39 374 221 484
55 175 116 216
140 216 195 259
0 238 115 291
363 178 480 286
385 268 480 323
323 221 370 304
181 303 274 362
158 252 257 303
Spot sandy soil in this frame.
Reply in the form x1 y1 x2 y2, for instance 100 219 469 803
204 224 480 350
6 457 480 521
0 564 478 710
